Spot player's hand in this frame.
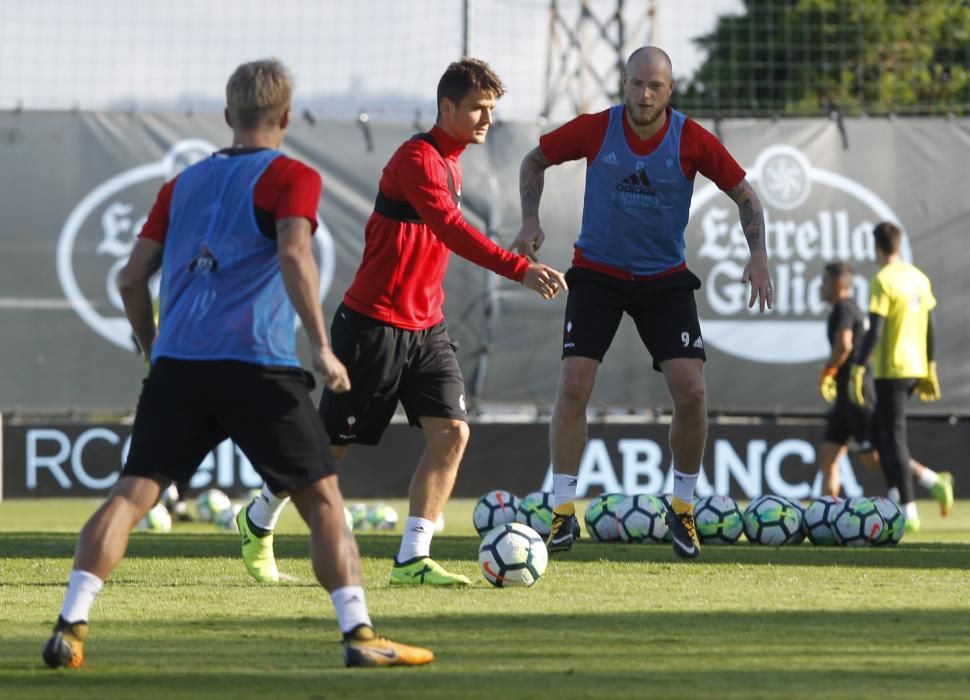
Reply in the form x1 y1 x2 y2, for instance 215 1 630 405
847 364 866 407
916 361 941 402
313 343 351 393
741 250 773 313
818 366 838 404
522 263 568 300
511 220 545 261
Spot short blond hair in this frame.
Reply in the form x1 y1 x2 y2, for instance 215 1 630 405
226 59 293 130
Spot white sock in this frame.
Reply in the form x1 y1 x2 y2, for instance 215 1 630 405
917 468 938 490
248 484 290 532
330 586 372 635
396 517 435 562
60 570 104 623
552 473 578 509
672 469 699 503
904 501 919 520
887 487 900 503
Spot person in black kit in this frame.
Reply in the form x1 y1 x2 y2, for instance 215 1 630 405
815 261 880 496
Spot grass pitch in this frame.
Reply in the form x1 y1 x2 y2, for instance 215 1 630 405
1 498 968 699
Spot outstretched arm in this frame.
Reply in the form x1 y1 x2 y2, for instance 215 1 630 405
725 178 772 312
512 147 552 261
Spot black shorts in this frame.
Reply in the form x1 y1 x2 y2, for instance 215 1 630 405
561 267 706 371
123 359 335 493
320 304 467 446
823 395 877 452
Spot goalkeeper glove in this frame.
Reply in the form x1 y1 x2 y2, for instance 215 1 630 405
818 366 838 403
847 364 867 407
917 361 941 402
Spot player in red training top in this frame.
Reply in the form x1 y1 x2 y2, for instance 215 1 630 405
512 46 773 560
240 58 567 587
43 59 432 670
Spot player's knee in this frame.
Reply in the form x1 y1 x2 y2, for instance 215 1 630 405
455 419 471 447
673 382 706 416
439 418 470 449
558 374 594 408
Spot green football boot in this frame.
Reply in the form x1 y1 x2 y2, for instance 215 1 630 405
930 472 954 517
237 503 279 583
389 557 469 586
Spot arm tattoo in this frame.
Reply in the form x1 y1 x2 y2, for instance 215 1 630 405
520 147 550 219
727 180 766 254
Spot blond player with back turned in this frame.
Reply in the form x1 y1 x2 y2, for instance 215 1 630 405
42 59 432 669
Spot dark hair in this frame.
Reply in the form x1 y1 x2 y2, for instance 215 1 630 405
436 58 505 116
824 260 854 286
873 221 902 255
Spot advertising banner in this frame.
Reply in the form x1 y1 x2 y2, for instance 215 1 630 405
4 419 967 501
0 112 967 413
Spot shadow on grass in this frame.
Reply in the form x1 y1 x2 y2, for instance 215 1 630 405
2 610 969 699
4 532 970 571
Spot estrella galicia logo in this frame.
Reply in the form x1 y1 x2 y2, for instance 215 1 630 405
57 139 336 351
613 167 658 209
686 144 911 364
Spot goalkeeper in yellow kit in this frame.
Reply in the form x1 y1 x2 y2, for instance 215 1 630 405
847 222 954 530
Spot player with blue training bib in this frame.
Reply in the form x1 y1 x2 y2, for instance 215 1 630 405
42 59 432 670
512 46 774 560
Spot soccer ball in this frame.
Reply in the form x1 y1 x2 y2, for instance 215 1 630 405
787 499 807 545
832 497 885 546
137 503 173 533
515 491 554 537
694 495 743 545
366 503 399 531
195 488 232 523
215 503 243 532
659 493 674 541
349 503 369 530
615 494 668 543
473 490 520 536
871 497 906 545
478 523 548 588
801 496 841 546
743 495 802 545
584 493 626 541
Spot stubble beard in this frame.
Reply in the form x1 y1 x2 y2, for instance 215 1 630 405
626 99 666 128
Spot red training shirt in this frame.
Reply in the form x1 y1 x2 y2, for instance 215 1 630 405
539 107 746 278
343 125 530 331
139 149 322 243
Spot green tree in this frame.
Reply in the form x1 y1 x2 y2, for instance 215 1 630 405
677 0 970 116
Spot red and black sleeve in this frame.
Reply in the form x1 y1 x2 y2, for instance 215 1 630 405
396 142 529 282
